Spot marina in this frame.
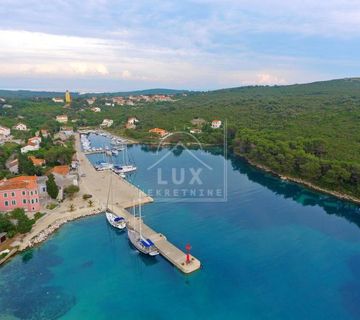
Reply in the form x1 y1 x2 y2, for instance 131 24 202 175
80 131 137 176
76 133 201 273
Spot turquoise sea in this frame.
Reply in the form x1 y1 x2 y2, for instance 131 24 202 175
1 134 360 319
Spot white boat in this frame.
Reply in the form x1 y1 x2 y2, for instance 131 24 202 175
127 196 159 256
105 162 126 230
105 150 112 156
105 211 126 230
128 228 159 256
111 149 119 155
96 163 113 171
113 165 137 174
113 145 137 174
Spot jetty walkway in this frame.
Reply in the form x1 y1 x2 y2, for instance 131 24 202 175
76 134 201 274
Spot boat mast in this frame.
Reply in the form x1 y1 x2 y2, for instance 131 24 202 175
138 189 142 238
106 146 113 210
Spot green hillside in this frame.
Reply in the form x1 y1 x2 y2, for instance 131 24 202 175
115 78 360 198
1 77 360 199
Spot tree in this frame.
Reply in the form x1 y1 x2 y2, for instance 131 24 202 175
9 208 34 234
18 153 36 175
0 215 16 234
88 200 94 207
46 174 59 199
64 185 80 199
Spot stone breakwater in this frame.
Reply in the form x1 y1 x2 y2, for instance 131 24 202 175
25 208 102 249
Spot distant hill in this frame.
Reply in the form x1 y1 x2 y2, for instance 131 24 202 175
84 88 192 97
211 77 360 96
0 90 76 99
0 88 192 99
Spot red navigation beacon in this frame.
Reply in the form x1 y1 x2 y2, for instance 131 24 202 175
185 243 191 264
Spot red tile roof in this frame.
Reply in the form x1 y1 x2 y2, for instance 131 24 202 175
28 156 45 166
0 176 38 191
149 128 168 136
48 165 70 176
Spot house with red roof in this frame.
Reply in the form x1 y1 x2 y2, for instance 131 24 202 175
28 156 46 167
0 176 40 212
211 120 222 129
149 128 168 137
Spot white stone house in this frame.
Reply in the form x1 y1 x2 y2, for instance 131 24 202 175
0 126 10 137
56 115 68 123
13 123 28 131
100 119 113 128
211 120 222 129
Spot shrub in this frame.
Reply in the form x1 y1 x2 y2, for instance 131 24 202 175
64 185 80 199
46 203 57 210
34 212 45 220
82 194 92 200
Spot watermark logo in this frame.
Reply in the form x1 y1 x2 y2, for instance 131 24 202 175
146 126 227 202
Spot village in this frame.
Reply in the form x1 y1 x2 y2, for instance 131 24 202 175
0 91 210 272
0 89 222 264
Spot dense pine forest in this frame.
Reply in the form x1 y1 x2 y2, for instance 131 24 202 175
1 78 360 199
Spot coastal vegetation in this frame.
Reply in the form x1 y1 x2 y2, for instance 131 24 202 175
0 208 37 237
1 77 360 199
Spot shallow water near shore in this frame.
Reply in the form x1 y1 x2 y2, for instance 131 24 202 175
1 135 360 319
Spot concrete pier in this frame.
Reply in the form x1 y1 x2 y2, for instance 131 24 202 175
76 134 201 274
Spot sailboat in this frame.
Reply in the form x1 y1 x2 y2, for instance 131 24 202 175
113 144 137 174
105 154 126 230
127 195 159 256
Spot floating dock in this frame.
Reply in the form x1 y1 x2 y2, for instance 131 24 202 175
83 149 106 155
76 134 201 274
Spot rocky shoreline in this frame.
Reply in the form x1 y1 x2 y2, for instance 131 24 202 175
242 156 360 205
0 208 103 266
114 131 360 206
26 209 101 248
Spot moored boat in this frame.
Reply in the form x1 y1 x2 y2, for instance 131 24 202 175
106 210 126 230
127 195 159 256
113 165 137 174
128 228 159 256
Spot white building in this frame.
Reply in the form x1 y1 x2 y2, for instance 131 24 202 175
127 117 139 125
2 104 12 109
105 102 114 107
0 126 10 137
211 120 222 129
21 144 40 154
21 136 42 154
52 97 64 103
86 98 96 105
91 107 101 113
14 123 28 131
56 115 68 123
100 119 113 128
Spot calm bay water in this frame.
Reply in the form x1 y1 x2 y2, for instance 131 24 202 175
1 134 360 319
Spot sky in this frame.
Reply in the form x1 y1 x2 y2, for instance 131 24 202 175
0 0 359 92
